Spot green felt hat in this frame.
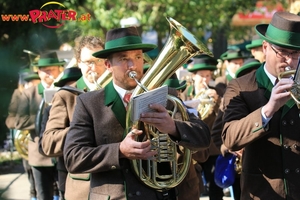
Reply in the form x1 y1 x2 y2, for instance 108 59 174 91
187 55 217 72
33 52 66 68
54 67 82 87
220 49 246 61
255 11 300 50
235 58 261 78
163 74 187 92
246 39 263 50
24 72 40 82
93 27 157 58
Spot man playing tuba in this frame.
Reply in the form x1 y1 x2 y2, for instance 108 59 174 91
63 25 211 200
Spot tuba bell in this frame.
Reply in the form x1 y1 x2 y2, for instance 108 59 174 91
126 17 213 190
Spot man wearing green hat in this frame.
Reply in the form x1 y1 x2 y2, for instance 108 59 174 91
221 11 300 199
186 54 226 199
41 36 106 200
246 37 265 63
5 68 40 200
63 26 211 200
15 51 64 200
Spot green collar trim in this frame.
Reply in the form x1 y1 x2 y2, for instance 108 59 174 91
226 73 233 82
38 83 45 97
256 66 295 117
104 81 127 128
76 77 89 91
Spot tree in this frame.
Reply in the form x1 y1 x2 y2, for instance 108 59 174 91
0 0 289 145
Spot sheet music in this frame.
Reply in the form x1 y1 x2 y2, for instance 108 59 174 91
131 85 168 122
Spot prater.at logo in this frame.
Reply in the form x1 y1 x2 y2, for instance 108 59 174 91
1 1 90 28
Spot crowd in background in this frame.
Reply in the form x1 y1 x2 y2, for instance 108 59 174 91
4 10 300 200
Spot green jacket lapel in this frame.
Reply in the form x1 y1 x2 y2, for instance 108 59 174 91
256 65 295 117
38 83 45 97
256 65 273 100
104 81 127 128
76 77 89 91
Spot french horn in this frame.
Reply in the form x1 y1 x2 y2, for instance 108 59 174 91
126 17 213 190
14 130 31 160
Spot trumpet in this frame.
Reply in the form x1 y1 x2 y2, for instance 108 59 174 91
193 81 216 120
278 64 300 108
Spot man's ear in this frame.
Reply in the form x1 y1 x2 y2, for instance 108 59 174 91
105 59 112 72
262 40 268 54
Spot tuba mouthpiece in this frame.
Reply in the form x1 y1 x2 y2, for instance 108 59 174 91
128 71 137 79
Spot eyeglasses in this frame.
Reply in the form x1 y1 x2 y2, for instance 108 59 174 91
81 59 103 67
270 45 300 60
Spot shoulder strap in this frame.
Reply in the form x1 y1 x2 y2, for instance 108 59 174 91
59 85 85 95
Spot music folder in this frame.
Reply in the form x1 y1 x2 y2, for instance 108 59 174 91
130 85 168 122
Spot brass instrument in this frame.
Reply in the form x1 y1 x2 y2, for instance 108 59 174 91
125 17 213 190
91 70 112 90
14 130 31 160
278 63 300 108
193 81 216 120
235 155 242 174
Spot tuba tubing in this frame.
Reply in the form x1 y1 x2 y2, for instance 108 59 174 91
125 17 213 190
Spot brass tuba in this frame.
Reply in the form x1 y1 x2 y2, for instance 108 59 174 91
125 17 213 190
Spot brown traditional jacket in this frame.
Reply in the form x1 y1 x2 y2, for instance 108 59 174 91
63 82 211 200
42 83 89 200
222 66 300 199
15 84 54 166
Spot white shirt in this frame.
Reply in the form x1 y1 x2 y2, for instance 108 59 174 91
261 64 277 126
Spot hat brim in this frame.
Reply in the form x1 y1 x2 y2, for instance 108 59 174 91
236 62 261 78
255 24 300 50
246 44 261 50
24 75 40 82
93 44 157 58
54 76 81 87
33 61 66 68
177 80 187 91
188 65 217 72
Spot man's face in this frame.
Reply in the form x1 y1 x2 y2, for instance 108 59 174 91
106 49 144 90
225 58 244 75
251 46 265 63
78 46 106 83
193 70 212 89
263 41 300 77
38 66 61 86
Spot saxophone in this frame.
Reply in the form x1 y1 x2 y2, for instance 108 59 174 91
125 17 213 190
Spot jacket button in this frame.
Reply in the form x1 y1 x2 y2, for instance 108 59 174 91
285 168 290 174
295 168 300 173
294 144 300 151
136 191 141 196
283 144 289 150
282 120 287 126
290 120 294 125
111 165 116 170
